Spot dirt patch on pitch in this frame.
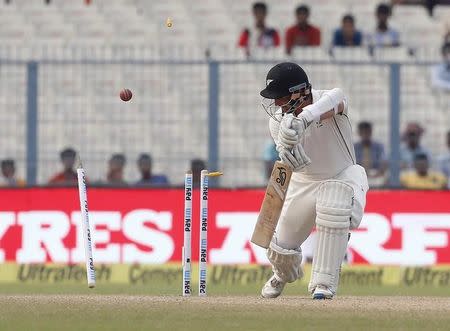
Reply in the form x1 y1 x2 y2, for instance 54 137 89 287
3 295 449 314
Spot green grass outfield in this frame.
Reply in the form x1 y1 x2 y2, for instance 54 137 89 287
0 281 449 296
0 282 449 331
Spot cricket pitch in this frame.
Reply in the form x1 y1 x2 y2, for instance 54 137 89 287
1 294 449 331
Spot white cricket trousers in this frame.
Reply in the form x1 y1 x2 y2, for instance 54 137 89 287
274 164 369 250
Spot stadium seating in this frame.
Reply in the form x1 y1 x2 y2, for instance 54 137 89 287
0 0 448 186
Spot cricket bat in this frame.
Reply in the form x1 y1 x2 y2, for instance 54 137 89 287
251 160 293 248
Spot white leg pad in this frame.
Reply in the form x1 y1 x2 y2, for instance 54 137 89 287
267 240 303 283
308 180 353 293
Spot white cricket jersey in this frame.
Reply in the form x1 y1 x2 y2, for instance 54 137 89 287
269 88 356 180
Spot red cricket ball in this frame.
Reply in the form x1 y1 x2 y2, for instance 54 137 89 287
120 88 132 102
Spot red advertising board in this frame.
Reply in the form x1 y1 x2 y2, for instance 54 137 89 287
0 188 449 265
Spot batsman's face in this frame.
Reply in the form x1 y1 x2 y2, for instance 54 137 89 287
262 91 310 122
274 95 291 109
275 92 310 115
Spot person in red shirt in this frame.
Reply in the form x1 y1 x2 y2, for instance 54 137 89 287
48 148 78 186
285 5 321 55
238 2 280 56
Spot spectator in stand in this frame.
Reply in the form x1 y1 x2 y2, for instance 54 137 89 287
191 158 206 188
437 130 450 186
332 14 363 47
238 2 280 56
49 148 78 186
106 153 127 186
367 3 400 48
285 5 321 55
1 159 25 187
263 140 278 179
135 153 169 186
431 34 450 91
400 153 447 189
354 121 387 187
400 122 431 168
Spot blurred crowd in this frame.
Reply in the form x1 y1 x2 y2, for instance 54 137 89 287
238 1 449 50
3 123 449 189
238 2 400 54
0 150 207 188
356 122 449 189
239 1 450 90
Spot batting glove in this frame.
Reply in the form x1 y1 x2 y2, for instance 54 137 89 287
279 144 311 172
278 114 309 150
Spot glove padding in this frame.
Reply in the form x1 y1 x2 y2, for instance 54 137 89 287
277 113 309 150
279 144 311 172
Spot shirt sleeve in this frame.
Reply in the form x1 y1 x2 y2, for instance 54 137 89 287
269 116 280 144
379 143 387 162
341 95 349 115
424 148 433 163
392 29 400 46
354 31 362 46
273 29 281 47
373 143 387 170
161 175 169 184
311 26 321 46
302 88 347 122
440 156 450 177
48 173 62 184
332 30 339 46
238 29 249 48
285 27 294 54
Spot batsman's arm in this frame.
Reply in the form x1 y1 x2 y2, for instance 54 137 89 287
300 88 347 123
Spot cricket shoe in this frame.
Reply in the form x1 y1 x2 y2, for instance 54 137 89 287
312 285 333 300
261 275 286 298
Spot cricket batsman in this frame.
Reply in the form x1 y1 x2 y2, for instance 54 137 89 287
258 62 369 299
